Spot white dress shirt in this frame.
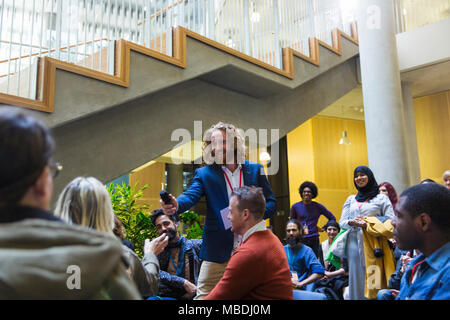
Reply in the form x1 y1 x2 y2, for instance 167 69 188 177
221 165 244 252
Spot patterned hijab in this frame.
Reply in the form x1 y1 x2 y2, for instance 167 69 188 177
353 166 379 202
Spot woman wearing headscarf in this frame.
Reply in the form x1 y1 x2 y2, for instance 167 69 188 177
339 166 395 300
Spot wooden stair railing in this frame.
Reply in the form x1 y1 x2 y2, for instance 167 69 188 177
0 22 358 113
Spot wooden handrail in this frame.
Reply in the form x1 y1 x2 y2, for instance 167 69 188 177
0 22 358 113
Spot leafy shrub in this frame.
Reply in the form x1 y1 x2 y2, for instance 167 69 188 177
107 182 158 258
178 210 204 239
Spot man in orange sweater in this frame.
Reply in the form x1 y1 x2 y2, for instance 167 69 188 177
205 186 293 300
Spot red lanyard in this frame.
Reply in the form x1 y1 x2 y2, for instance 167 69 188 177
410 259 425 283
356 197 370 213
223 168 242 193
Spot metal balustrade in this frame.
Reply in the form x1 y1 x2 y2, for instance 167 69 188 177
0 0 448 100
395 0 450 34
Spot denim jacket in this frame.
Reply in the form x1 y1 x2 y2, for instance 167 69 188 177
157 235 202 299
397 242 450 300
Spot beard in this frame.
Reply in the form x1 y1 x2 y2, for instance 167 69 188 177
164 228 178 241
287 235 302 247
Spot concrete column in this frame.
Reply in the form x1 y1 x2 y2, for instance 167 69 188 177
357 0 410 193
166 163 184 196
401 82 421 185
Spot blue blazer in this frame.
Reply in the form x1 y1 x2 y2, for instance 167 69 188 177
176 160 277 263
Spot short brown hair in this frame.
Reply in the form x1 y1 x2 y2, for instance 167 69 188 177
0 106 54 204
231 186 266 220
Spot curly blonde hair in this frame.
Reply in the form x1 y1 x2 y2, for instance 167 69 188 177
202 122 247 165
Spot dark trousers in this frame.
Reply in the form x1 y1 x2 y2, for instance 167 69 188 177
303 236 320 258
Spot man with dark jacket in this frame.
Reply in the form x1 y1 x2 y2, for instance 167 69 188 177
151 209 202 299
0 106 140 299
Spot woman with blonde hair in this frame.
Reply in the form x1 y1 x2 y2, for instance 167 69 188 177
55 177 167 299
55 177 115 233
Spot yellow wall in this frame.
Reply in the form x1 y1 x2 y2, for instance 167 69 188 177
414 90 450 184
287 116 368 243
287 119 315 205
129 161 166 212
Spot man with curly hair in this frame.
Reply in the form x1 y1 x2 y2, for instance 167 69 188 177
290 181 336 258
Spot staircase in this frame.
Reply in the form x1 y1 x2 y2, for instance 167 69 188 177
0 26 360 194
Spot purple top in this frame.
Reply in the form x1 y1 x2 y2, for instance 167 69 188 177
289 201 336 239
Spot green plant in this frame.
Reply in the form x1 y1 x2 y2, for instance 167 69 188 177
178 210 204 239
107 182 158 258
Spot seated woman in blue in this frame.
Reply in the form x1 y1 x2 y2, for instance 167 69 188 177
284 219 325 291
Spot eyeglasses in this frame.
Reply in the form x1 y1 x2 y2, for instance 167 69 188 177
49 162 63 179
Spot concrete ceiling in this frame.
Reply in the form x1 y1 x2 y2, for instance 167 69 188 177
401 59 450 98
318 58 450 121
318 85 365 121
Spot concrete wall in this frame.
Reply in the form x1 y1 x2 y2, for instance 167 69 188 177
397 18 450 71
12 33 360 201
50 57 359 200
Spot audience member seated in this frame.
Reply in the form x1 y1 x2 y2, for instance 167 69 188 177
113 215 135 252
377 249 419 300
0 106 140 299
205 186 293 300
442 170 450 189
392 183 450 300
150 209 202 300
54 176 166 299
284 219 326 300
315 220 349 300
318 220 340 265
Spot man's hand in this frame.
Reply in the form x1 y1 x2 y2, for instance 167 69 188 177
320 271 332 281
183 279 197 299
400 252 412 273
144 233 168 256
160 193 179 216
390 289 399 298
291 278 305 290
388 238 397 247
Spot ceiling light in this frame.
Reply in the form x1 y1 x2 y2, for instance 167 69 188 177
339 130 351 145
